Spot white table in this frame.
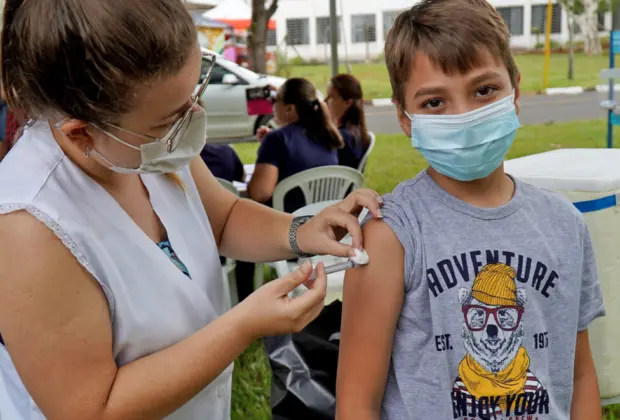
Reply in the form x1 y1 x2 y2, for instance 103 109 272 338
232 164 255 195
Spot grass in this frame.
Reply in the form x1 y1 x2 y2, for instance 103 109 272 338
282 53 609 99
231 118 620 419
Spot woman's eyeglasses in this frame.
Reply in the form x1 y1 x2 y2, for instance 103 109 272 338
101 51 217 153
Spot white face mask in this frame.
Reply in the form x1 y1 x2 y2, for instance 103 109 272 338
90 106 208 175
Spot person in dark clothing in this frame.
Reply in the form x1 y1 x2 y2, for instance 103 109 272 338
248 77 343 213
326 74 371 170
238 78 343 303
200 144 244 184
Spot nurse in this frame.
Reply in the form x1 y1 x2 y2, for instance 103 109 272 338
0 1 382 419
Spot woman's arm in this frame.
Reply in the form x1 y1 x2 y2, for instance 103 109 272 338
191 157 295 261
0 211 328 420
247 163 278 204
190 157 383 262
570 330 602 419
336 219 405 420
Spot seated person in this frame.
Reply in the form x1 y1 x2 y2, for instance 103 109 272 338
200 143 244 184
326 74 371 170
248 77 343 213
336 2 604 419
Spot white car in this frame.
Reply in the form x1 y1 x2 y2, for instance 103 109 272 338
199 50 285 139
198 49 323 139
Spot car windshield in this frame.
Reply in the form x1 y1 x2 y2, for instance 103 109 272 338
202 54 261 83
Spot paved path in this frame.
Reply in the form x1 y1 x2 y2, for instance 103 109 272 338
365 91 607 135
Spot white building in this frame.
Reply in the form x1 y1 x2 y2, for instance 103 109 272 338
272 0 612 62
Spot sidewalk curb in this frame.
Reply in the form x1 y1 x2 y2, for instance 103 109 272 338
364 84 618 106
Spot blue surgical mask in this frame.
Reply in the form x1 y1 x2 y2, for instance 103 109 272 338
405 93 520 182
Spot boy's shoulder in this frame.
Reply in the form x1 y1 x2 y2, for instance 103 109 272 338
383 171 430 205
517 179 585 224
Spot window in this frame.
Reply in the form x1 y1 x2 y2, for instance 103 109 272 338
496 6 524 36
267 29 277 46
352 14 377 43
531 4 562 35
207 63 233 85
598 12 607 31
316 16 342 44
383 11 403 39
286 18 310 45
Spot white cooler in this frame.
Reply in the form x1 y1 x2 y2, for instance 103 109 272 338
505 148 620 406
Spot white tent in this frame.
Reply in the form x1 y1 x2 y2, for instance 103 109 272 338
185 0 225 10
203 0 251 20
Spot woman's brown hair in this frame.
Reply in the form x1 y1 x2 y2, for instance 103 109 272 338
1 0 197 125
280 78 343 150
329 74 370 150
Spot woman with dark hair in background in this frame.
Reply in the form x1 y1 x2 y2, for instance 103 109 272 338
326 74 371 169
0 1 383 418
248 77 343 213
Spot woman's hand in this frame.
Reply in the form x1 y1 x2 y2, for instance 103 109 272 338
236 261 327 339
256 126 271 142
296 188 384 257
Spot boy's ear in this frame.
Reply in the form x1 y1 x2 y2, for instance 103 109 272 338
393 100 412 138
514 73 522 115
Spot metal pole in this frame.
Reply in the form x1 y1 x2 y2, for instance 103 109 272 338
329 0 339 77
608 31 615 149
542 0 553 90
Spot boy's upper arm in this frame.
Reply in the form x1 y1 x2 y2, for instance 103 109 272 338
337 219 405 416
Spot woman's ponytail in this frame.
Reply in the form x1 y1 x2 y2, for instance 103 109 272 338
281 78 343 150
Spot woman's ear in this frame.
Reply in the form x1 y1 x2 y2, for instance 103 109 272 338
54 119 93 153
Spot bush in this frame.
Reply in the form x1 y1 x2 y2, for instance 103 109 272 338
535 40 562 50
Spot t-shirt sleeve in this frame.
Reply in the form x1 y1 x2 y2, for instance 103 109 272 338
577 221 605 331
256 130 285 168
361 188 419 291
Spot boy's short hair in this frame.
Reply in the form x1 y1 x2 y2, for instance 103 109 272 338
385 0 519 108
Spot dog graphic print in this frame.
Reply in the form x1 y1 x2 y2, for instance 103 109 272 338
451 264 547 419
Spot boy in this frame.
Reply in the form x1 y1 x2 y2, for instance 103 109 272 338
335 1 605 419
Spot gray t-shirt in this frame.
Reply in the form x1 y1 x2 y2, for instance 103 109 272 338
375 171 605 420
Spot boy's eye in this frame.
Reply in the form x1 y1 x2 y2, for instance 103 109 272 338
475 86 497 97
422 99 444 109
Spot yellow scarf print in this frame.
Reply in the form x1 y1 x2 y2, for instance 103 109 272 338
458 346 530 408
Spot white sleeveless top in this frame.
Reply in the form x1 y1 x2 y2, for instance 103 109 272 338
0 122 233 419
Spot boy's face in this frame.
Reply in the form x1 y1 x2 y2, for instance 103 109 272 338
396 50 521 138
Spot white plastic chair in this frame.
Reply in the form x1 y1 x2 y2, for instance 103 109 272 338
271 166 364 212
216 178 240 307
217 178 239 196
357 131 376 174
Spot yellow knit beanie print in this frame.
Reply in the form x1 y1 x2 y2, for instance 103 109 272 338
471 264 518 306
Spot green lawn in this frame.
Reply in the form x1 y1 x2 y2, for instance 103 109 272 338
232 118 620 419
282 53 609 99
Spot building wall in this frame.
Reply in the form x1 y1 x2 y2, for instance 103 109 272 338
273 0 611 62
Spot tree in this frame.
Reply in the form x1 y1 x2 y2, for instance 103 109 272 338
248 0 278 73
560 0 609 56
